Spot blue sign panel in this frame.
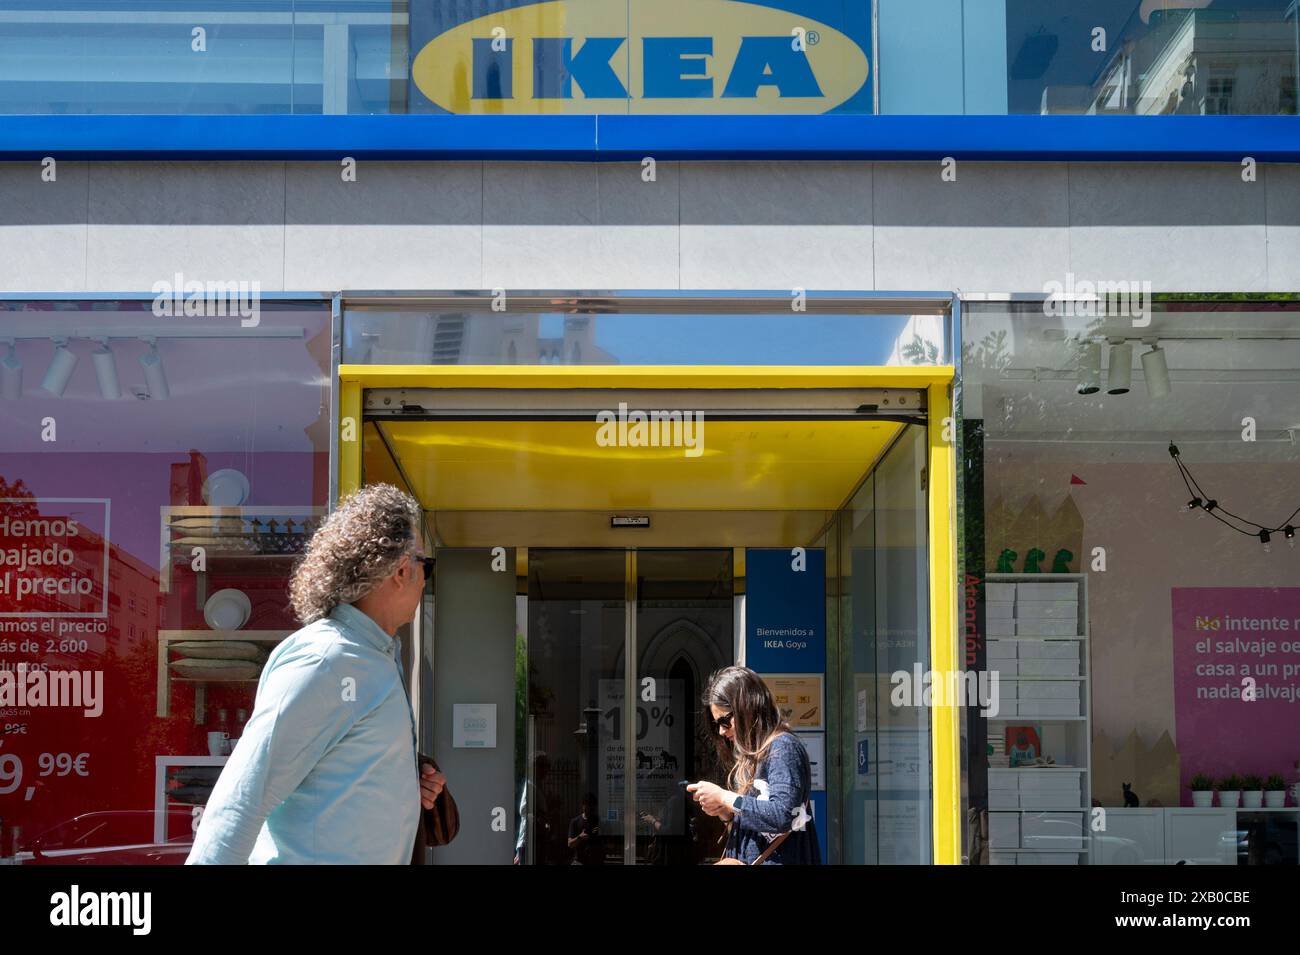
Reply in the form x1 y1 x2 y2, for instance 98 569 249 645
745 547 826 674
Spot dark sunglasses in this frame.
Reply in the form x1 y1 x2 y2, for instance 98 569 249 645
412 555 435 577
712 712 734 729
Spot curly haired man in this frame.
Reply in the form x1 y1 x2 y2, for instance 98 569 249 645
187 484 444 864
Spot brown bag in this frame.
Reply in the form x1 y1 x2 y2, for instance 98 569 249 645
409 754 459 864
713 822 791 865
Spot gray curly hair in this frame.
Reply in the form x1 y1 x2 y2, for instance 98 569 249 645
289 483 424 624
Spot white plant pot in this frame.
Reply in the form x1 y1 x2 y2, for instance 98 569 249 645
1265 791 1287 808
1242 790 1264 809
1191 790 1215 808
1219 790 1241 808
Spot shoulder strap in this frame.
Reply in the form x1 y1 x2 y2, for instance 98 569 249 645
752 829 793 865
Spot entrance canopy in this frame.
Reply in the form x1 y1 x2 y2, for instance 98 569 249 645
335 293 961 864
348 366 936 548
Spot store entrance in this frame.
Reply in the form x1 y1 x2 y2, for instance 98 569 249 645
348 365 954 864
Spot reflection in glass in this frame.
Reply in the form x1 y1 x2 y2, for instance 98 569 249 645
344 305 949 367
522 550 626 864
635 550 733 864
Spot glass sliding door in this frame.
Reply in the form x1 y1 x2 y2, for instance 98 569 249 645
633 550 734 865
523 550 628 865
519 548 735 865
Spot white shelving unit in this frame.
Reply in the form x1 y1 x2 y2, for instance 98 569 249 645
985 573 1092 865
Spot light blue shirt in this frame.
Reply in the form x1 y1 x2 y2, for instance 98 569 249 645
186 603 421 865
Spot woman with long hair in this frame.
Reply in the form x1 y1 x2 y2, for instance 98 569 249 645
687 665 820 864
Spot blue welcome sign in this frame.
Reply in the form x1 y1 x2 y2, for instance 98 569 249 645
745 547 826 674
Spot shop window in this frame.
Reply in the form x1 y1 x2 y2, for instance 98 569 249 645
0 300 331 864
962 298 1300 867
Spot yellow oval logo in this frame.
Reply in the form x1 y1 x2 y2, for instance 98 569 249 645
412 0 870 115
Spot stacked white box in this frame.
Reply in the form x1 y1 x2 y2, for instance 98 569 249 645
1015 599 1078 620
989 812 1020 848
986 583 1017 603
1019 852 1079 865
1018 770 1085 809
1020 811 1085 850
989 768 1019 808
1015 618 1078 637
1019 657 1080 677
987 640 1017 660
1017 700 1081 716
984 574 1091 864
1015 581 1078 600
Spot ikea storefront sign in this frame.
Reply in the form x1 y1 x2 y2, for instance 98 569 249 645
410 0 871 114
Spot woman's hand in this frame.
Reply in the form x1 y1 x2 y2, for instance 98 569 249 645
419 763 446 810
687 781 738 819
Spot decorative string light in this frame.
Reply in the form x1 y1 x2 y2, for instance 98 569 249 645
1170 443 1299 549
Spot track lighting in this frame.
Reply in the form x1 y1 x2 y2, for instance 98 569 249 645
1259 529 1272 553
1141 344 1170 398
1 341 20 400
91 340 120 399
139 339 169 399
1106 342 1133 395
1076 340 1102 395
1181 497 1202 513
1287 527 1296 550
40 339 78 397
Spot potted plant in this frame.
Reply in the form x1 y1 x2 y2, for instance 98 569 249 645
1189 773 1216 808
1242 774 1265 809
1265 774 1288 808
1219 774 1243 809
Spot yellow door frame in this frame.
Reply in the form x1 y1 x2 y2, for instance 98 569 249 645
337 363 961 865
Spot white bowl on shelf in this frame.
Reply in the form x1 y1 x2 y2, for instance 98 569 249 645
202 469 250 507
204 589 252 631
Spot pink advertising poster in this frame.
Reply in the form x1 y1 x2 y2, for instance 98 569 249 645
1172 588 1300 801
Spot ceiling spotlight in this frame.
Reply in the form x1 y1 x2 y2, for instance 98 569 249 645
1285 526 1296 550
1106 342 1133 395
1259 529 1272 554
1180 497 1202 514
139 340 169 400
1 341 20 400
1076 340 1102 395
91 340 121 400
40 339 78 397
1141 343 1171 399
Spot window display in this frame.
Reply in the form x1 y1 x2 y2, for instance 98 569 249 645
0 300 330 863
963 298 1300 865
